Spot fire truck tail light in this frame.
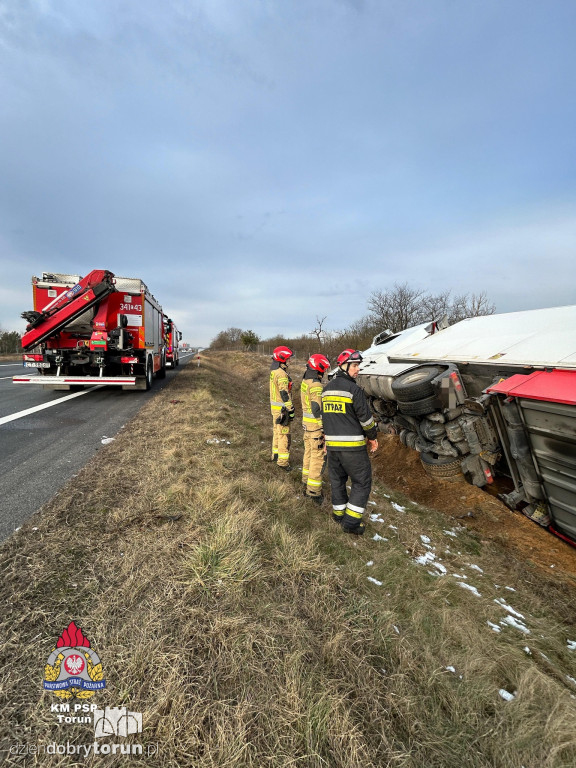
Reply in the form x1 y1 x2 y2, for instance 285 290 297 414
121 356 138 364
24 354 44 362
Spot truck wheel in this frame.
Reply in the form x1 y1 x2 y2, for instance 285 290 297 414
145 358 153 390
157 354 167 379
397 395 439 416
420 452 464 481
392 366 442 401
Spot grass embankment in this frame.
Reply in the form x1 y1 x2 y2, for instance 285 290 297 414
1 352 575 767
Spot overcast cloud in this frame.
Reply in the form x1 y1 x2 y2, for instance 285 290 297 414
1 0 575 345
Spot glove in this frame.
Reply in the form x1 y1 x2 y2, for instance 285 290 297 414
276 406 287 425
288 408 295 420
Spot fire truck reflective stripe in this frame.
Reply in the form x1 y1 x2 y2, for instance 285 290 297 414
0 385 105 426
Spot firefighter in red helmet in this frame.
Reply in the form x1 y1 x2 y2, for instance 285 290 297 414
300 353 330 503
321 349 378 534
270 346 295 470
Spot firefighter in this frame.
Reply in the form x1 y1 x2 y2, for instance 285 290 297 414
300 353 331 504
270 346 295 470
322 349 378 535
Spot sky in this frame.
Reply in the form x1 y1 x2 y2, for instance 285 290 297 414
1 0 575 346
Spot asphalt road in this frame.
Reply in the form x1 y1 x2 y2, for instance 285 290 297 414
0 354 195 543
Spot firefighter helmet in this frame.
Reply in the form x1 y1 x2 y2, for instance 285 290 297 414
272 346 294 363
337 349 363 367
307 353 330 374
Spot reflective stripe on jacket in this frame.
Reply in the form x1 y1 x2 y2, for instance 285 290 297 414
322 370 377 450
300 368 323 432
270 362 293 415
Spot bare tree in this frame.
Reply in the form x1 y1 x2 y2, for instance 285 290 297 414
310 315 327 345
367 284 496 333
367 282 427 333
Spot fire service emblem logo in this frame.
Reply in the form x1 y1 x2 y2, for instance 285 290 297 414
43 621 106 700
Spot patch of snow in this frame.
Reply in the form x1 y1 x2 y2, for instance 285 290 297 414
383 493 391 498
499 689 516 702
487 621 501 633
367 501 377 506
370 514 385 523
500 615 530 635
457 582 481 597
388 524 398 530
420 535 431 544
415 552 436 566
432 561 447 575
391 502 406 513
446 666 456 673
366 560 374 567
567 640 576 651
466 563 484 573
494 598 525 620
372 534 388 542
393 625 400 634
567 676 576 687
523 647 532 655
504 586 516 592
452 573 467 579
367 577 383 586
443 529 458 537
101 437 115 445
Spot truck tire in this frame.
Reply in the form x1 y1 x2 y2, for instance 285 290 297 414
391 366 442 402
145 358 153 390
420 452 464 481
397 394 439 416
157 353 167 379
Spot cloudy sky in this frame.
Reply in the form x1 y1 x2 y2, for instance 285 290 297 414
1 0 575 346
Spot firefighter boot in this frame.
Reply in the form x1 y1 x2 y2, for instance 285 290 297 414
342 521 366 536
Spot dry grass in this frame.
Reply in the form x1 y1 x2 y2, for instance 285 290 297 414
1 351 576 767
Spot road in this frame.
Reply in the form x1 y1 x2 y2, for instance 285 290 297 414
0 354 195 543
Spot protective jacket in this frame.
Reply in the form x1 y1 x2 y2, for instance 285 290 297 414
322 369 377 450
300 368 323 433
269 362 294 418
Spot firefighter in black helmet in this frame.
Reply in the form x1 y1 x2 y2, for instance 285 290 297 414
321 349 378 534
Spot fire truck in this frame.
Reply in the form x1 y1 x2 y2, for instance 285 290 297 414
164 315 182 368
356 305 576 545
14 270 167 390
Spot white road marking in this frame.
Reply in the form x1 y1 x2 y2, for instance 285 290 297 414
0 385 105 426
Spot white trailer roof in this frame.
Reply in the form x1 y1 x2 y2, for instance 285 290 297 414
389 305 576 369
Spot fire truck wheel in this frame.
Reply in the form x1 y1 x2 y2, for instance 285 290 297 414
397 394 439 416
145 358 153 390
391 366 442 401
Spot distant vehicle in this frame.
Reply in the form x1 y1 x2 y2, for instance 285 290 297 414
164 316 182 368
14 270 168 390
356 306 576 545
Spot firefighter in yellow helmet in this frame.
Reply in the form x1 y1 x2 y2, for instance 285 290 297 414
270 346 295 470
300 353 331 504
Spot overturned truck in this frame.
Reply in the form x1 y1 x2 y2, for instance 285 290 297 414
357 306 576 545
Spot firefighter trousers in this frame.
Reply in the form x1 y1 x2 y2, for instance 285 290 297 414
302 430 324 497
327 449 372 530
272 416 291 467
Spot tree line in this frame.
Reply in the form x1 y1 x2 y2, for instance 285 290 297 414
209 283 495 360
0 330 22 355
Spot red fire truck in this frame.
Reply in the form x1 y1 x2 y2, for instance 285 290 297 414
164 315 182 368
14 270 167 390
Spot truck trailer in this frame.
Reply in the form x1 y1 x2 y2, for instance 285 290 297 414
356 305 576 545
14 270 168 391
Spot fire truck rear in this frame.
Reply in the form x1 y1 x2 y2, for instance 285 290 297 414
14 270 167 390
163 315 181 368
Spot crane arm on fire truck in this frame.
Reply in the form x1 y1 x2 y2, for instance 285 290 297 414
20 269 116 350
